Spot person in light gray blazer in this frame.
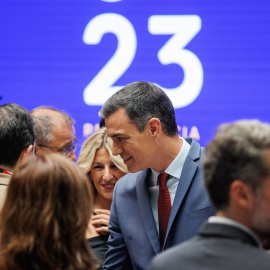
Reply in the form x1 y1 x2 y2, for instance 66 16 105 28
150 120 270 270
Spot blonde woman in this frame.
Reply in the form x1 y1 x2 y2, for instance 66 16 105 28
78 127 128 268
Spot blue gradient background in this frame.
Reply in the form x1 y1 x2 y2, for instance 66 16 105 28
1 0 269 151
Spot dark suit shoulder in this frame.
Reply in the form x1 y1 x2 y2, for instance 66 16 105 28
151 225 270 270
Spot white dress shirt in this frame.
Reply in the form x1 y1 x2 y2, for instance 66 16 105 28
148 137 190 234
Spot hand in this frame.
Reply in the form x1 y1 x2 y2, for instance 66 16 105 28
91 209 110 235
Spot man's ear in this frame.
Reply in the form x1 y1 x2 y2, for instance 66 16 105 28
19 144 34 162
230 180 254 209
148 118 161 136
34 144 41 155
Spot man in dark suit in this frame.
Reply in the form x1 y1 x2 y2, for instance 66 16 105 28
150 119 270 270
99 81 215 270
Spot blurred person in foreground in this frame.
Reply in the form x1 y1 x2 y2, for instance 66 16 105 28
0 153 95 270
99 81 215 270
78 127 128 269
0 103 35 209
31 106 77 162
150 119 270 270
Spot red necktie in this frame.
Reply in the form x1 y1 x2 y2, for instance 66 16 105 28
158 172 171 250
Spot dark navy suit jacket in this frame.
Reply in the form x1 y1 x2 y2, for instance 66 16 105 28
103 138 215 270
150 221 270 270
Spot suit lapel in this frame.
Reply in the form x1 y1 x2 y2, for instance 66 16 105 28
165 139 200 243
136 169 160 254
166 158 198 236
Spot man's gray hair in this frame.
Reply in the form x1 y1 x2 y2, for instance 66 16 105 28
31 106 75 145
99 81 178 136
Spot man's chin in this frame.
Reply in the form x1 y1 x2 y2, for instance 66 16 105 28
127 166 137 173
127 164 146 173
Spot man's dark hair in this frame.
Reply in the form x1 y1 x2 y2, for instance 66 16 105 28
203 120 270 210
99 81 178 137
0 103 35 168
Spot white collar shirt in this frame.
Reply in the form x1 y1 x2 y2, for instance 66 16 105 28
208 216 262 248
148 137 190 234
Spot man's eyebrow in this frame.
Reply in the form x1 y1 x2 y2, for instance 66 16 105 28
61 138 76 148
110 133 124 138
60 142 72 148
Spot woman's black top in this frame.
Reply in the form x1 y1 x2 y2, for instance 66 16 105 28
87 235 109 270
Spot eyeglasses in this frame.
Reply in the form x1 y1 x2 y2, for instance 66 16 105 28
37 139 78 157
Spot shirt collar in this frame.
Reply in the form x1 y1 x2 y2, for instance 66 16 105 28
208 216 262 247
0 169 12 175
150 137 190 184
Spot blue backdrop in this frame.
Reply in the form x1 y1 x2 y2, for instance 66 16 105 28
1 0 270 151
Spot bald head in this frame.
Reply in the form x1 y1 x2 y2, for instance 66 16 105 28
31 106 74 128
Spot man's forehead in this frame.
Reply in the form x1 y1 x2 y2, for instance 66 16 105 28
52 122 75 134
106 127 126 138
51 124 75 141
105 109 138 137
105 115 124 134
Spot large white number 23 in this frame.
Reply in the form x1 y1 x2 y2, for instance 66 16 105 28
83 13 203 108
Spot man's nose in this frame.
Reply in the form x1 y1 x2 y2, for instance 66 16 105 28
112 143 123 156
68 150 77 162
